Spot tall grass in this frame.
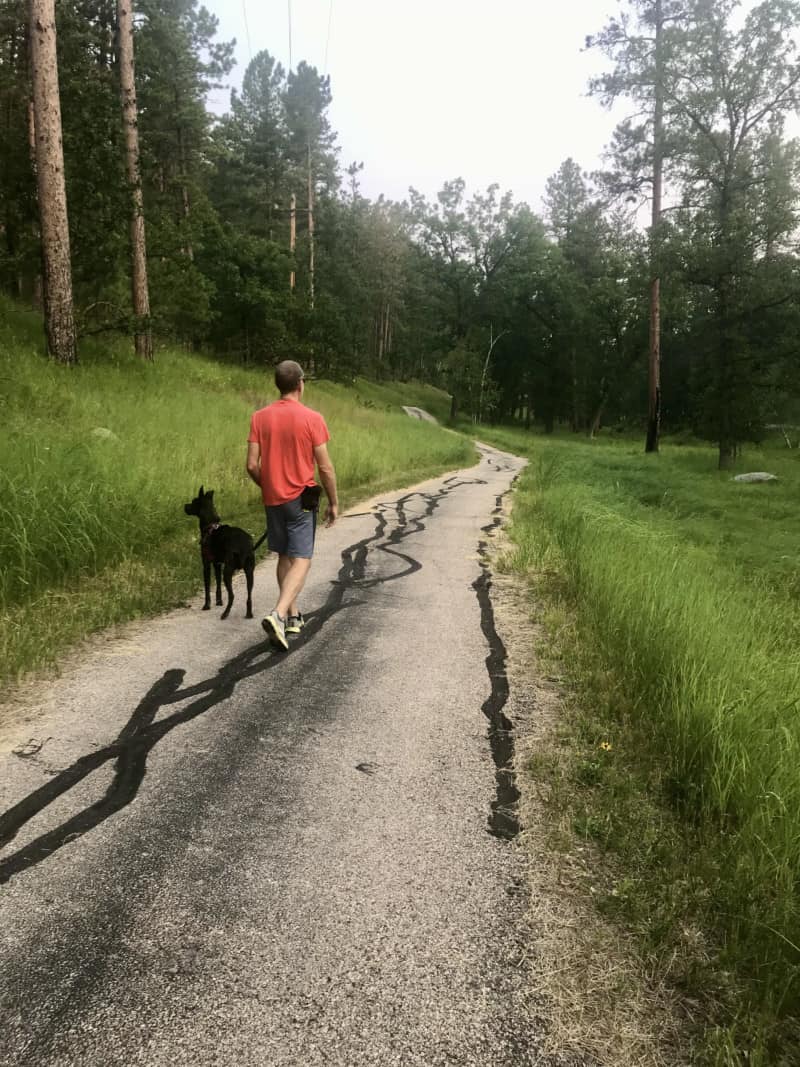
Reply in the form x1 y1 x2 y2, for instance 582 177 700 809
0 296 472 685
484 427 800 1045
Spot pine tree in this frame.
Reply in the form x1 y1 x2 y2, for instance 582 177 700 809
117 0 152 360
29 0 76 363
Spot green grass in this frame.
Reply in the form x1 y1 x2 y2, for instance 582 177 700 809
0 296 473 688
481 425 800 1062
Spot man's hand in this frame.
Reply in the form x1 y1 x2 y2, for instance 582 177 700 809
246 441 262 488
314 442 339 529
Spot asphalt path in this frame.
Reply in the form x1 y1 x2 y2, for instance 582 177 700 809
0 443 546 1067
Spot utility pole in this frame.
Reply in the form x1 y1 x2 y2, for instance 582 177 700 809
117 0 153 361
26 93 43 308
289 192 296 291
645 0 664 453
307 140 315 309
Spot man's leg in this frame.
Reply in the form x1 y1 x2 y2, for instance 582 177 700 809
275 555 311 620
263 499 315 648
276 556 292 613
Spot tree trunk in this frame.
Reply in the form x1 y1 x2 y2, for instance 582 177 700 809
117 0 153 361
718 440 735 469
716 290 735 470
376 305 384 362
570 346 580 431
180 182 193 260
175 120 194 261
29 0 76 364
589 399 606 438
289 191 296 290
645 0 664 453
383 302 391 359
645 276 661 450
479 325 506 424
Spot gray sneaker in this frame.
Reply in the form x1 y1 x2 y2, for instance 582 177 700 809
262 610 288 651
286 612 305 635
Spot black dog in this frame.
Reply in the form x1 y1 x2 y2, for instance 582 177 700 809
184 486 255 620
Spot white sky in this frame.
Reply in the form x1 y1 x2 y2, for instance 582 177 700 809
202 0 764 212
202 0 624 211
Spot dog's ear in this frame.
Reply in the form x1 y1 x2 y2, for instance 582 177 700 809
207 490 214 500
198 485 204 497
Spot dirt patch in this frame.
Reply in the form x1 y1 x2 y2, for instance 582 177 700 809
487 513 695 1067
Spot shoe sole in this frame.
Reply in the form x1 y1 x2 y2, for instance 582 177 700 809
285 624 305 635
262 615 289 651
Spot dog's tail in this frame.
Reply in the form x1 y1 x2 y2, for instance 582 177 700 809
253 530 268 551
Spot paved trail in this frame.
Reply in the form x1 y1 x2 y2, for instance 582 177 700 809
0 444 548 1066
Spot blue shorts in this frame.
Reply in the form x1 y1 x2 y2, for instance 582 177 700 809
266 494 317 559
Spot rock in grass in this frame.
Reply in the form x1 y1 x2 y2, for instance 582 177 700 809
402 406 437 424
91 426 119 442
733 472 778 482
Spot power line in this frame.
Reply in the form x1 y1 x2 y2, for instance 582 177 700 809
288 0 293 70
323 0 333 75
241 0 252 60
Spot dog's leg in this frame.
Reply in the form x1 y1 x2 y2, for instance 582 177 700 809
244 557 254 619
214 562 223 606
202 557 212 611
221 564 234 620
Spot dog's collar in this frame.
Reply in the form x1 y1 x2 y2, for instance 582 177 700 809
201 522 220 563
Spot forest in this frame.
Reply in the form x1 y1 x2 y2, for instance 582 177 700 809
2 0 800 469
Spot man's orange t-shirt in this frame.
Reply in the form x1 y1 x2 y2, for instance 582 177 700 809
248 398 330 506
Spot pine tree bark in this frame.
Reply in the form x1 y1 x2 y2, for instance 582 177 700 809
29 0 76 364
117 0 152 361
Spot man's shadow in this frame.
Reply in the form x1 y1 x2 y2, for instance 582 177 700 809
0 483 483 885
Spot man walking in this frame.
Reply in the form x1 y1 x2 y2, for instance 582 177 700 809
247 360 338 650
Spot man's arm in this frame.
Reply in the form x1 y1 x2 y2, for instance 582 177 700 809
246 441 262 488
313 442 339 527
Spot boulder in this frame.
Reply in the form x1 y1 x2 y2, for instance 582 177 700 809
733 472 777 483
402 406 437 424
91 427 119 442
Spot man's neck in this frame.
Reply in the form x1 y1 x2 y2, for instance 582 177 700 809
280 391 302 403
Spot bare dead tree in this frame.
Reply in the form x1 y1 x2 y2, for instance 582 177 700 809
478 325 507 424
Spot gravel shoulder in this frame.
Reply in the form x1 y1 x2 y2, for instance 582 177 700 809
488 512 695 1067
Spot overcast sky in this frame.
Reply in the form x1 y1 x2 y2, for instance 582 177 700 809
201 0 630 212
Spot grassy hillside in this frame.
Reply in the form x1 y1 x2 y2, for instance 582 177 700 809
0 297 473 687
480 426 800 1062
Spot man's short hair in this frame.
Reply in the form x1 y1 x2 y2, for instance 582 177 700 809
275 360 305 395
